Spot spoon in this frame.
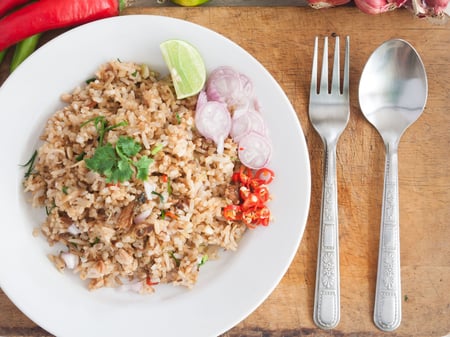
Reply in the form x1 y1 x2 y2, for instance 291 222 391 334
359 39 428 331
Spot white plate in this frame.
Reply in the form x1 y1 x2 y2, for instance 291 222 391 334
0 15 310 337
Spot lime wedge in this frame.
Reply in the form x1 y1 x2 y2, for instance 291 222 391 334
160 39 206 99
170 0 210 6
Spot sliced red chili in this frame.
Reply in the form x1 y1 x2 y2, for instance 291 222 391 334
255 168 275 185
223 204 242 221
242 193 261 210
227 165 274 229
146 276 159 286
254 185 270 203
165 211 178 220
242 209 258 228
238 166 253 186
239 186 251 200
255 206 270 222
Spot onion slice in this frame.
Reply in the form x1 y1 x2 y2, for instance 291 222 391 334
61 252 79 270
195 101 232 154
238 131 272 169
231 108 266 142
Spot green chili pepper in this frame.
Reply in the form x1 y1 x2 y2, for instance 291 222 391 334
0 49 7 65
10 34 41 72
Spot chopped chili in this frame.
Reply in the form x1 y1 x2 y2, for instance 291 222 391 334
222 165 274 229
146 276 159 286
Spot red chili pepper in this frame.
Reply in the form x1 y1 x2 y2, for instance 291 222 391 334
241 209 258 228
238 166 253 186
255 206 271 226
239 186 250 200
0 0 126 51
255 168 275 185
164 211 178 220
146 276 159 286
254 185 270 203
242 193 261 210
222 204 242 221
223 165 274 229
0 0 29 17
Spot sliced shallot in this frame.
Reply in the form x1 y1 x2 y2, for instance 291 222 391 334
206 66 242 107
231 108 267 142
134 209 152 224
195 101 232 154
196 90 208 111
238 131 272 169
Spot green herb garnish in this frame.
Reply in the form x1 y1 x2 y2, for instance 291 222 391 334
21 150 37 178
90 237 100 247
75 152 86 161
45 201 56 215
151 191 164 203
150 143 164 156
198 254 208 268
85 77 96 84
169 251 181 267
135 156 153 181
85 136 152 184
81 115 152 184
62 186 69 195
81 116 128 145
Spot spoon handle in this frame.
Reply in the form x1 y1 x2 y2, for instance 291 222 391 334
313 141 340 329
374 144 402 331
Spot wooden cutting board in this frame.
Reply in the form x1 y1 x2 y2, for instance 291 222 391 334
0 6 449 337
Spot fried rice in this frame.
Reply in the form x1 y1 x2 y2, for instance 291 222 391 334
23 60 246 293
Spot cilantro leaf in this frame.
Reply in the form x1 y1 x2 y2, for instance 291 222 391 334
116 136 141 158
107 158 133 183
85 144 116 173
135 156 153 181
82 120 155 183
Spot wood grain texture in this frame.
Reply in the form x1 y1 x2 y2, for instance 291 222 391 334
0 6 449 337
128 0 310 6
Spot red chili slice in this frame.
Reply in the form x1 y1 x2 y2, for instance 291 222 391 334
242 193 261 210
255 168 275 185
222 204 242 221
254 185 270 203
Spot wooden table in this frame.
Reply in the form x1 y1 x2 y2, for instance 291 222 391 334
1 5 449 337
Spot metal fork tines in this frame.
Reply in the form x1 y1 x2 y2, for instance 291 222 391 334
309 35 350 330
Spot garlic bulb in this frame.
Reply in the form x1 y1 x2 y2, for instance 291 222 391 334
354 0 407 14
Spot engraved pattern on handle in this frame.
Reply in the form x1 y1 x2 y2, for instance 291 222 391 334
313 142 340 329
374 144 402 331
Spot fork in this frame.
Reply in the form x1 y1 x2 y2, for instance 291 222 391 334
309 35 350 330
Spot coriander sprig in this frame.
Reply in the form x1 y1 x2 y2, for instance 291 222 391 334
81 116 128 145
85 136 153 184
81 116 154 183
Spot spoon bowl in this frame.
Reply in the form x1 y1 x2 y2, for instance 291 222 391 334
359 39 428 332
360 39 427 143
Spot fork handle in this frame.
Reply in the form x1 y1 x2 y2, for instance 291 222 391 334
374 143 402 331
313 141 340 329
